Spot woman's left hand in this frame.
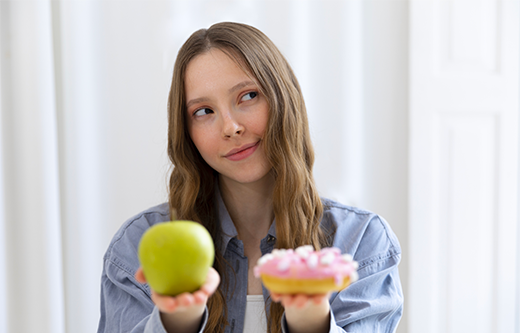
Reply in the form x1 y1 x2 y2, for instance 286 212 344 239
270 292 330 308
270 292 332 333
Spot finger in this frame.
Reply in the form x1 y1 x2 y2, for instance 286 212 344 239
177 292 196 307
270 292 281 302
281 295 295 307
311 293 328 305
151 291 178 313
135 267 146 284
312 295 323 305
193 290 208 304
294 294 308 308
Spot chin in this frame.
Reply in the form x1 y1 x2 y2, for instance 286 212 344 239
221 169 274 186
228 175 267 185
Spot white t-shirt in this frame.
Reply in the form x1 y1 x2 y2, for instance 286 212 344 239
243 295 267 333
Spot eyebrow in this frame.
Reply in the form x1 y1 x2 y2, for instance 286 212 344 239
228 80 256 94
186 97 210 110
186 81 257 110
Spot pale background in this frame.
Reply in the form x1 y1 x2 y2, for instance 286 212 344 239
0 1 518 333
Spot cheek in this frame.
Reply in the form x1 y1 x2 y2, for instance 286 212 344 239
254 115 269 137
187 126 203 151
190 129 220 162
191 134 212 155
188 120 210 147
249 107 270 136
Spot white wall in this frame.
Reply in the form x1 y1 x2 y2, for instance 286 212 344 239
408 1 519 332
360 2 409 332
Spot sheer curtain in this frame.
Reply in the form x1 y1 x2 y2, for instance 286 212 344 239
0 1 65 332
0 1 408 333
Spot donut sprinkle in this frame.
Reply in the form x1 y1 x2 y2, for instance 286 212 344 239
254 245 359 287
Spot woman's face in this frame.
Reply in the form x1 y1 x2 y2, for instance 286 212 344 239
184 48 272 186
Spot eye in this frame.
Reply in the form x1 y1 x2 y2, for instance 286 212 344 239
241 91 257 101
193 108 213 117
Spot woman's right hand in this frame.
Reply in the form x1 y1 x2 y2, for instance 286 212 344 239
135 267 220 332
135 266 220 313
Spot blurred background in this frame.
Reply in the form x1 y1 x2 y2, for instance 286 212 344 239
0 1 518 332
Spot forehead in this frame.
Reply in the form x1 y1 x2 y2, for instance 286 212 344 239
184 49 254 93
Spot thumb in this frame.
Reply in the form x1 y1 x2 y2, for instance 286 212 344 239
135 267 147 284
200 267 220 295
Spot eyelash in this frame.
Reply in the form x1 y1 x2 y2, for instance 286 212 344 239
191 91 258 117
241 91 258 101
193 108 213 117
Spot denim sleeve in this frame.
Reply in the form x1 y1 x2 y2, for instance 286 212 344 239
329 214 403 332
97 256 209 333
97 256 165 333
329 254 402 332
281 214 403 333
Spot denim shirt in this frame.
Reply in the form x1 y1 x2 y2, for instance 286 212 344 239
98 194 403 333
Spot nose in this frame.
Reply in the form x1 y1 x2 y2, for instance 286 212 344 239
222 111 244 138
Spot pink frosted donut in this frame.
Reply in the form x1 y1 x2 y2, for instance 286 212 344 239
254 245 358 295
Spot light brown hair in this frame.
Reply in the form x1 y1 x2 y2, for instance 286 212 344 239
167 22 326 333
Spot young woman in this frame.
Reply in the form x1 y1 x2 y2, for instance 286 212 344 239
98 22 403 333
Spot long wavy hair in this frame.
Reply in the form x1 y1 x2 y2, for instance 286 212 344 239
167 22 326 333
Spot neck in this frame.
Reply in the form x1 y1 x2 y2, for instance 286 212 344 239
219 172 275 242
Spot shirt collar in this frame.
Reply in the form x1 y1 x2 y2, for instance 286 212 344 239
217 188 238 256
216 184 277 256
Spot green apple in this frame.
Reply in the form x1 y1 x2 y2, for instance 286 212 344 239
138 220 215 296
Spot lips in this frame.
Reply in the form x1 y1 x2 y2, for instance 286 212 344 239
224 141 260 161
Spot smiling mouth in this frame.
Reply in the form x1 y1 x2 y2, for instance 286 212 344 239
225 141 259 157
224 141 260 161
